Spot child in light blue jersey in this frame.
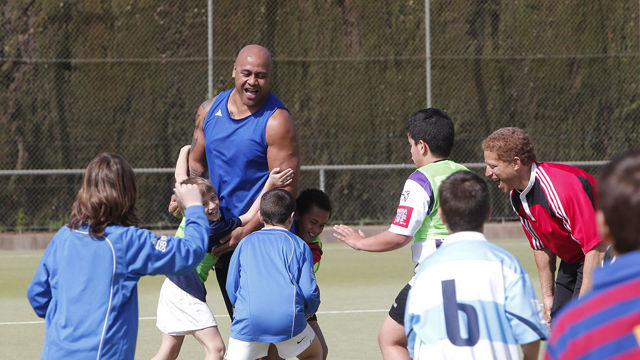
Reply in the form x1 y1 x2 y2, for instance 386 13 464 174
405 171 547 359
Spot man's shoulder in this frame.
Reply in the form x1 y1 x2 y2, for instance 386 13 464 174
537 162 596 181
534 162 597 199
265 107 292 127
202 90 232 113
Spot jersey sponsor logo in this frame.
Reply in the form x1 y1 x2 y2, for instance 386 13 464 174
153 236 168 252
215 109 222 117
393 206 413 228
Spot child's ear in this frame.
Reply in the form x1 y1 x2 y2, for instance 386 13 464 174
289 211 295 224
258 210 264 224
418 140 430 156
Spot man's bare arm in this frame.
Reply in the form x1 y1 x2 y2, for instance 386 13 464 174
265 108 301 195
580 242 606 296
533 248 556 331
188 99 214 178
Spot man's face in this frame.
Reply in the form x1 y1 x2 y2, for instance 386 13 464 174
484 150 519 193
232 50 272 109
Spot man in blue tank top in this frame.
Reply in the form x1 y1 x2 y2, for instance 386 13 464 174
187 44 300 316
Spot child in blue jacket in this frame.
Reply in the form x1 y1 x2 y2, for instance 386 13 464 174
27 152 209 360
225 189 322 360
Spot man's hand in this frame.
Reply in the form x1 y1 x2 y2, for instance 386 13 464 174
332 225 366 250
541 295 554 331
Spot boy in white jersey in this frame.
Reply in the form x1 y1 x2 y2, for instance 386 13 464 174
333 108 468 359
405 171 546 359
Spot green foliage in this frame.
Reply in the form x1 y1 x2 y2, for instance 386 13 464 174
47 219 67 233
15 208 29 233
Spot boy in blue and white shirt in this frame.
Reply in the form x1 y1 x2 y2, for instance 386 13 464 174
225 189 321 360
405 171 547 359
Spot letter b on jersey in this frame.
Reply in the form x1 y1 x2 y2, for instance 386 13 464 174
442 279 479 346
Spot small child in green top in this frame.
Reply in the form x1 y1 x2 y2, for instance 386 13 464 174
153 145 293 360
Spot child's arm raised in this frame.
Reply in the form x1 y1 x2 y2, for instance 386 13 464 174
168 145 192 217
213 168 293 257
174 145 191 183
237 167 294 225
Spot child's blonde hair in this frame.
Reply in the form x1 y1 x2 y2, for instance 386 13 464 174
178 176 217 209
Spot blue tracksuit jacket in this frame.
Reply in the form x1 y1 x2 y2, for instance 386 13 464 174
27 205 209 359
226 228 320 343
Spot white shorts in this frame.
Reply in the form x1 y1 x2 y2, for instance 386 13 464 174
225 323 316 360
156 278 217 336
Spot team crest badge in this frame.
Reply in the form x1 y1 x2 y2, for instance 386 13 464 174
153 236 168 252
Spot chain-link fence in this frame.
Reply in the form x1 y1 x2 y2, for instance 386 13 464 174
2 0 639 231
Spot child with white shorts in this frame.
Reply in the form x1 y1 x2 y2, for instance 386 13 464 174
225 189 322 360
154 146 293 360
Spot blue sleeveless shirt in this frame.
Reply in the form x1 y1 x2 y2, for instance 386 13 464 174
203 89 287 218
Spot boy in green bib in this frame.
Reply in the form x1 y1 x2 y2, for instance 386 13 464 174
333 108 468 360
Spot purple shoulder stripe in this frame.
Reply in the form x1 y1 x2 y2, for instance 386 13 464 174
408 171 433 197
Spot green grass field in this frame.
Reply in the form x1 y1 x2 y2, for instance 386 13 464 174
0 237 542 359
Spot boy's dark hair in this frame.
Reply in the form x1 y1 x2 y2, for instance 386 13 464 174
69 153 140 238
439 171 490 232
260 188 296 226
599 149 640 254
296 189 332 218
405 108 455 158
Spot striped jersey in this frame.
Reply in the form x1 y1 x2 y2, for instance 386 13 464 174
545 249 640 360
388 160 469 263
510 162 600 263
405 231 548 359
